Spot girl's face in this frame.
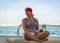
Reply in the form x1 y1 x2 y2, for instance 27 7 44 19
25 11 32 17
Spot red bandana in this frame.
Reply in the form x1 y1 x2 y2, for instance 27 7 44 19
25 7 32 13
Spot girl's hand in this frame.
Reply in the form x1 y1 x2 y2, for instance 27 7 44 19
34 30 40 34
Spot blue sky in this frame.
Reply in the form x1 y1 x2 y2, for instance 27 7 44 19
0 0 60 25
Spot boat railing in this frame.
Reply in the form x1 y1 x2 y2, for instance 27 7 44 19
17 24 46 35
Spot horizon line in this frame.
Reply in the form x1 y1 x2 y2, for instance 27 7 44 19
0 24 60 26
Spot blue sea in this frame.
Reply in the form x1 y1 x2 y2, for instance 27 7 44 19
0 25 60 37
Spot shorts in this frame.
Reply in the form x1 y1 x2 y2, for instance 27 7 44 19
30 32 35 35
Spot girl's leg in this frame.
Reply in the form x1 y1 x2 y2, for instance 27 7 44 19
36 31 50 40
24 31 43 42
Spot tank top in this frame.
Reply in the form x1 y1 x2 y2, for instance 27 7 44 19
25 17 37 30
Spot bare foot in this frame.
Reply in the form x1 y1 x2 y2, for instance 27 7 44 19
42 39 48 41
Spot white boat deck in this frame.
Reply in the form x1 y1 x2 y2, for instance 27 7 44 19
0 35 60 43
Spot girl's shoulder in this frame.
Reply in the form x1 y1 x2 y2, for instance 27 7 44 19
22 18 28 22
33 17 38 22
